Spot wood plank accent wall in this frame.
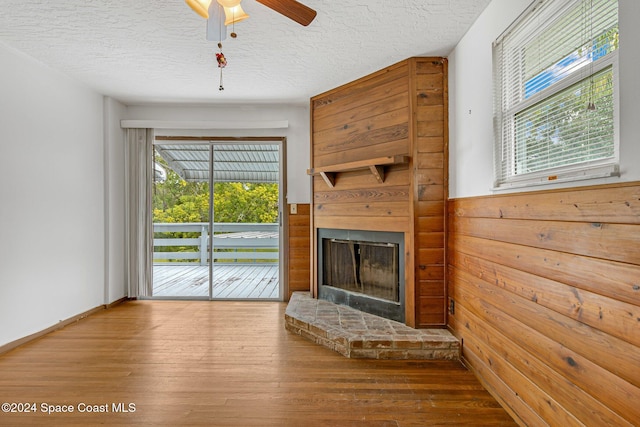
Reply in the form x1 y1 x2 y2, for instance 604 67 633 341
310 57 448 327
447 182 640 426
287 204 311 300
414 59 448 327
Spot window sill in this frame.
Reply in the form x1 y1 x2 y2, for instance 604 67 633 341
493 164 620 192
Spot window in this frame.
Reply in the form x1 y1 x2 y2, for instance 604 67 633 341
493 0 619 189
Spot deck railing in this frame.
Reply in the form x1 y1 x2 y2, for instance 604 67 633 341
153 222 278 265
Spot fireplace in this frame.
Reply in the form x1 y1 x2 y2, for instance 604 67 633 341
317 228 405 322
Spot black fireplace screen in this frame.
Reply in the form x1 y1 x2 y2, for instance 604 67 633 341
317 228 405 322
322 239 399 303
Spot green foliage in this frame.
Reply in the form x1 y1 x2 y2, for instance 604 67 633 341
213 182 279 223
515 19 618 175
152 152 279 262
153 154 210 223
153 153 279 225
515 67 614 174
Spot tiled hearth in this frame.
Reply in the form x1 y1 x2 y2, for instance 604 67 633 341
285 292 460 360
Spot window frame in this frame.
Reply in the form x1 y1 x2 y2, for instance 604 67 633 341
493 0 620 190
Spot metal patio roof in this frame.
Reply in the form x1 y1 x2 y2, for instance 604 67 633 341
155 144 279 183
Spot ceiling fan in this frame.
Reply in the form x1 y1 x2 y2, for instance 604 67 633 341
186 0 316 91
185 0 317 28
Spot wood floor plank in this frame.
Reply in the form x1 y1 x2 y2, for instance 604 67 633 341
0 301 516 426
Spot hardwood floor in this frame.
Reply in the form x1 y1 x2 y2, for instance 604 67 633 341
0 301 517 426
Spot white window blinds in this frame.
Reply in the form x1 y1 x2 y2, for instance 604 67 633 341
493 0 619 188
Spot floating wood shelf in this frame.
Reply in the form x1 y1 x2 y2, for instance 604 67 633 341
307 155 410 188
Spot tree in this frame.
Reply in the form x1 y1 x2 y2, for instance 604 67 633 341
213 182 279 223
514 24 618 175
153 152 279 224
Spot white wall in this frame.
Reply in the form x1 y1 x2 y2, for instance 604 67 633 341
449 0 640 198
124 104 312 204
0 43 106 346
104 97 128 302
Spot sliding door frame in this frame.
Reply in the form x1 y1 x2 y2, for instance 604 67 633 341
154 136 288 301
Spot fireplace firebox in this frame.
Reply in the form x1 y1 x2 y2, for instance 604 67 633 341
317 228 404 322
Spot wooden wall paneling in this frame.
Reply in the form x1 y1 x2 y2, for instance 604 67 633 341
417 137 445 155
418 298 445 326
313 216 411 234
416 169 444 186
447 183 640 426
313 107 410 152
314 125 410 161
416 89 444 107
418 184 445 202
448 301 634 427
405 58 420 328
452 264 640 390
416 153 445 169
313 91 410 135
418 248 444 265
314 184 411 205
451 265 640 423
450 182 640 224
287 204 311 300
417 200 445 216
419 280 445 297
450 233 640 307
453 216 639 265
412 57 448 327
417 265 444 281
416 105 445 122
417 121 445 138
313 139 411 169
417 231 445 247
404 229 416 328
314 201 409 218
311 63 410 123
310 57 448 328
453 312 582 425
314 113 409 156
312 165 411 191
451 250 640 350
455 338 545 427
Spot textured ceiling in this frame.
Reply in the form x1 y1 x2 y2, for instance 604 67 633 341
0 0 491 105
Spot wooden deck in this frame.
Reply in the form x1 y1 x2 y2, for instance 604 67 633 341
153 264 279 299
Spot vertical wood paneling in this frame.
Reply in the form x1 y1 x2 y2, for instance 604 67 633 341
414 58 448 327
311 59 415 325
448 183 640 426
287 204 310 300
309 57 448 328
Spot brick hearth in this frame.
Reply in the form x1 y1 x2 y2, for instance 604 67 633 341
285 292 460 360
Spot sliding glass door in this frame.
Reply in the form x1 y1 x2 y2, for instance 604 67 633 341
152 144 211 298
151 140 283 300
209 144 281 299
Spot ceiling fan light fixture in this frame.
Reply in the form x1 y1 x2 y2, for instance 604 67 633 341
223 4 249 26
185 0 213 18
206 1 227 41
216 0 241 7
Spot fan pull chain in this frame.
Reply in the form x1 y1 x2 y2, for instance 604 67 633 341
216 42 227 91
231 7 237 38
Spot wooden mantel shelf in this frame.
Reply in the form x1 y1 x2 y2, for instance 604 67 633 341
307 155 410 188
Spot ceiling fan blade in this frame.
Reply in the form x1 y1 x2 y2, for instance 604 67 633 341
255 0 317 26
